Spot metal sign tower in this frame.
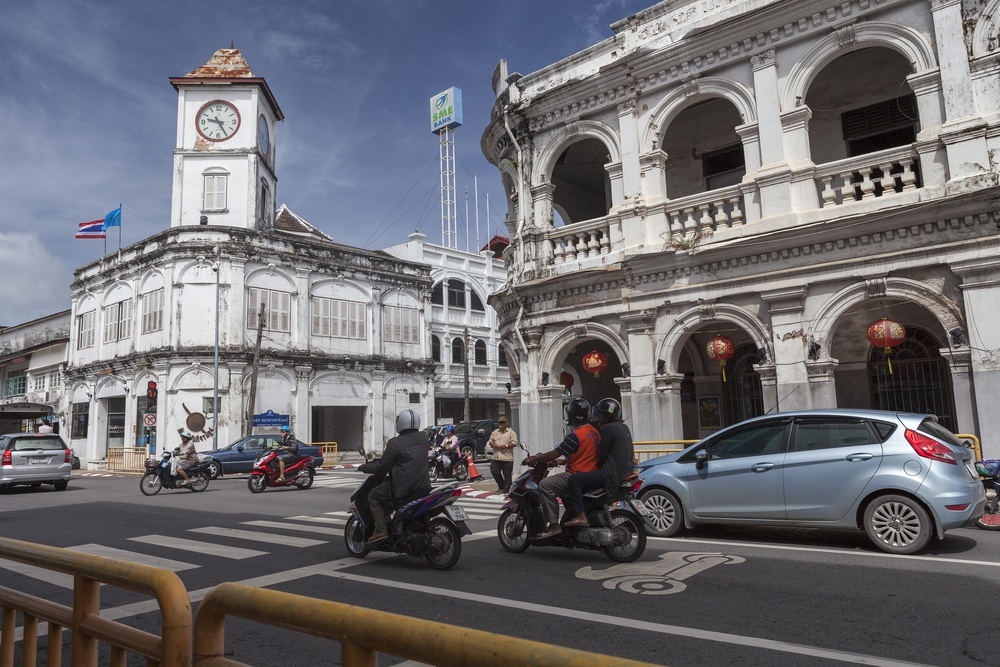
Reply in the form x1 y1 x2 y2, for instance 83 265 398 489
430 87 463 249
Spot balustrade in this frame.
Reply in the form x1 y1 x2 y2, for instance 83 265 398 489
816 148 920 207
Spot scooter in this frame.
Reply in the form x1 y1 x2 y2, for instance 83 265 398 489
247 446 315 493
974 459 999 530
497 452 649 563
428 443 469 482
344 448 472 570
139 450 211 495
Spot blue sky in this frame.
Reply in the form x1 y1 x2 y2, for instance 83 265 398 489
0 0 652 325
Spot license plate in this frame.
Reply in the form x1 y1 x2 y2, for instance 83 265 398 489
630 498 652 516
445 505 469 522
29 457 48 465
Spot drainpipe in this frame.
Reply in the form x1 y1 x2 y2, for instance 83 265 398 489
502 103 529 357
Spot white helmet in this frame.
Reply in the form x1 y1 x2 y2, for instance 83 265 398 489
395 409 420 433
180 430 193 440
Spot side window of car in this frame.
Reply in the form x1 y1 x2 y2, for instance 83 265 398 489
791 420 872 452
245 438 262 450
709 423 787 460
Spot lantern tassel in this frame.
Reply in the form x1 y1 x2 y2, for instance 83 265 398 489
721 360 727 383
884 346 893 375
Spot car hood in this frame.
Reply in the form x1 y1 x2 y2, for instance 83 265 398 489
638 451 684 469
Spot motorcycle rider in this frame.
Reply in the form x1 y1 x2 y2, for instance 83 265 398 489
276 425 302 481
522 398 601 538
565 398 635 523
440 424 460 475
175 431 198 485
358 409 432 543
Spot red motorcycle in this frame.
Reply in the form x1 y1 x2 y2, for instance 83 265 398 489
247 447 315 493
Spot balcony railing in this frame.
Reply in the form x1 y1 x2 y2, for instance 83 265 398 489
547 216 612 265
815 146 920 208
664 185 745 235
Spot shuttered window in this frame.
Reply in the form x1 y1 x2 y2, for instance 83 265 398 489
312 297 366 339
247 288 291 333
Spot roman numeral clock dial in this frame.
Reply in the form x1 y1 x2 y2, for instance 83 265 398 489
196 100 241 142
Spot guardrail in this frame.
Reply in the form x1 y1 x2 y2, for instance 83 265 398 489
192 582 662 667
312 442 339 468
107 446 148 473
633 440 699 464
956 433 982 462
0 536 191 666
0 540 665 667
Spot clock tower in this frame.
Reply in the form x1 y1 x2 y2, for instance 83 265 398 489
169 47 283 230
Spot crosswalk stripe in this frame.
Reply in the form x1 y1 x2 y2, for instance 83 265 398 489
284 515 347 526
129 535 267 560
241 520 342 536
189 527 326 548
69 544 200 571
0 561 74 589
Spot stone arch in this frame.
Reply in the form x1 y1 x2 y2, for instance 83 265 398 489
172 363 227 391
781 22 938 111
972 0 1000 58
101 281 134 307
309 371 375 397
138 268 165 293
309 278 368 301
641 77 758 150
809 277 963 346
532 120 623 187
243 265 296 291
656 303 770 374
378 286 422 307
539 322 628 377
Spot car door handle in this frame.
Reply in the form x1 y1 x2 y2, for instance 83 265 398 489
845 453 874 462
750 462 775 472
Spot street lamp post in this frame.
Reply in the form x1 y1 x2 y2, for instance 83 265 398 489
212 257 220 450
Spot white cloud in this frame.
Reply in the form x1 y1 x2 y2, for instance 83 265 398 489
0 233 72 324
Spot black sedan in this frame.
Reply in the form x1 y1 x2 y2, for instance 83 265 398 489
201 436 322 479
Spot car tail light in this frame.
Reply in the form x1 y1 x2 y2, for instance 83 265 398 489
1 450 10 466
904 429 957 464
631 478 644 492
65 449 72 464
944 504 970 511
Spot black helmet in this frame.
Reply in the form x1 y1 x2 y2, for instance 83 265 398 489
591 398 622 423
565 398 591 426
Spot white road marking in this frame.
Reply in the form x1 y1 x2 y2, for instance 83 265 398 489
129 535 266 559
284 515 347 525
241 520 342 535
0 561 74 589
68 544 200 571
189 526 326 548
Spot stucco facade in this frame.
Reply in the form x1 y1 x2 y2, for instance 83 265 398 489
482 0 1000 457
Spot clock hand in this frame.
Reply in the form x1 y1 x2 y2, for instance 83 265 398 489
210 117 229 136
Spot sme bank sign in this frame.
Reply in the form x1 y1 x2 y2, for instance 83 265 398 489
430 87 463 134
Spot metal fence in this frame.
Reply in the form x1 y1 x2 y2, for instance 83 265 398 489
312 442 339 468
106 447 148 473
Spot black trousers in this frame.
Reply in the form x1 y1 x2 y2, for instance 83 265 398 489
566 470 605 516
490 459 513 492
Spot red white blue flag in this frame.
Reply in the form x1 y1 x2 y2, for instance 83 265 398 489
76 219 106 239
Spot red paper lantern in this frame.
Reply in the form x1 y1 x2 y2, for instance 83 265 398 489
560 371 574 389
706 335 736 381
581 351 610 378
867 318 906 374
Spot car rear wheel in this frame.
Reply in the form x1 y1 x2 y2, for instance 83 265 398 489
53 480 68 491
206 460 222 479
460 445 475 462
639 489 683 537
863 494 932 554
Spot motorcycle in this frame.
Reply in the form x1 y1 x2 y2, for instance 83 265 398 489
428 443 469 482
497 452 650 563
247 446 315 493
344 448 472 570
139 450 211 495
974 459 999 530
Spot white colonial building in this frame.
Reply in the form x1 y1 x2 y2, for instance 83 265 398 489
383 232 511 422
0 312 70 435
66 48 436 465
482 0 1000 457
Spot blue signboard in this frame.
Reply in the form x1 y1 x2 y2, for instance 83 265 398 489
430 87 463 134
252 410 290 428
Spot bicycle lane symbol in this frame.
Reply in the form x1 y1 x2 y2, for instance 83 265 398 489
575 551 746 595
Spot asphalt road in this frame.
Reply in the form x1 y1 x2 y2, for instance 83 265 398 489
1 470 998 666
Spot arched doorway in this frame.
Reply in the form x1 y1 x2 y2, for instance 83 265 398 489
722 343 765 425
868 326 956 429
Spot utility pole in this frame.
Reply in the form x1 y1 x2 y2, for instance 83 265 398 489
463 327 470 422
245 306 265 437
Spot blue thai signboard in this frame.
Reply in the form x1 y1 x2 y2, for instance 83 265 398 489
252 410 290 428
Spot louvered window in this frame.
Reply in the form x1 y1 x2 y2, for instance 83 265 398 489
842 95 917 157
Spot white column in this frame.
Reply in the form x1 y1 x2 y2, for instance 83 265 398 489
761 287 813 411
750 50 793 218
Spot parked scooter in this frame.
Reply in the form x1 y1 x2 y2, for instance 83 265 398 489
497 448 649 563
247 446 315 493
139 449 211 495
974 459 999 530
344 448 471 570
428 443 469 482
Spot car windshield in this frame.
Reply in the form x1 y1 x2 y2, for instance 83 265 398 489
453 423 477 434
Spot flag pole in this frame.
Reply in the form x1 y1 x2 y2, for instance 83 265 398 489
118 202 122 252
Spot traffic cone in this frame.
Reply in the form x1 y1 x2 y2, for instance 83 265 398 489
467 452 484 481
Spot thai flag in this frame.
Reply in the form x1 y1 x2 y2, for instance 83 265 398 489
76 219 106 239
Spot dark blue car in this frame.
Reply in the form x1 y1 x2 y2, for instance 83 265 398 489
202 435 323 479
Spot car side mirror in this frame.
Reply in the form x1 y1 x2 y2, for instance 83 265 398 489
477 429 485 435
236 444 244 452
695 450 708 470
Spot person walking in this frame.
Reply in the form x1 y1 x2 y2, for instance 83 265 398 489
487 416 517 495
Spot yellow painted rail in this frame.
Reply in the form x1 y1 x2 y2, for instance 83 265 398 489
633 440 699 465
107 446 148 473
311 441 339 468
955 434 982 462
0 536 191 666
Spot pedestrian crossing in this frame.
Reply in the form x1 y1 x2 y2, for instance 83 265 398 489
1 495 507 590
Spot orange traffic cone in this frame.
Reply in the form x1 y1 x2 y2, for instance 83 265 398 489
467 452 484 481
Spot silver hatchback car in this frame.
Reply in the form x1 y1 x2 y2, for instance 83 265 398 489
0 432 73 492
636 410 985 554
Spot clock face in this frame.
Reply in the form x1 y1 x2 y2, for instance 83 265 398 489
196 101 241 142
258 114 270 156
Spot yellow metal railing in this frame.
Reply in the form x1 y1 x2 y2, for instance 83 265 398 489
312 442 339 468
955 433 982 462
633 440 699 465
107 446 148 473
192 582 663 667
0 536 191 667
